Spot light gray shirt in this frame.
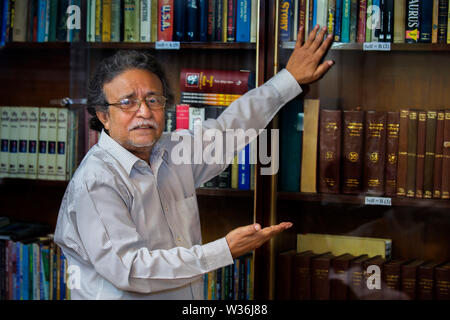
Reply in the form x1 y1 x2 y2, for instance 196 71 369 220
54 69 302 300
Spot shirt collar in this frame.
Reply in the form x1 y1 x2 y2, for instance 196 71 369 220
97 130 169 176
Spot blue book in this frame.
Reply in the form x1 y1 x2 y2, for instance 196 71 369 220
186 0 199 41
37 0 47 42
22 243 29 300
372 0 380 41
173 0 186 41
341 0 350 42
279 0 292 41
313 0 318 27
0 0 9 46
60 253 66 300
420 0 432 43
334 0 343 41
236 0 251 42
216 267 222 300
238 144 250 190
203 273 208 299
198 0 208 41
15 243 20 300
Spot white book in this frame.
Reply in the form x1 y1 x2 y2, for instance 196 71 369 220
293 0 299 40
189 107 205 131
140 0 151 42
38 108 49 180
90 0 97 42
56 108 68 181
47 108 58 180
0 107 9 178
8 108 20 177
27 107 40 179
17 107 29 178
250 0 258 43
316 0 329 29
305 0 310 35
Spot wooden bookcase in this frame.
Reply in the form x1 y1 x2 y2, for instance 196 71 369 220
252 0 450 300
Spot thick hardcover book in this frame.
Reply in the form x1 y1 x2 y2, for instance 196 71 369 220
397 110 409 196
405 0 421 43
442 110 450 199
26 107 39 179
342 110 364 194
279 0 293 41
435 261 450 300
419 0 433 42
362 255 385 300
383 260 405 300
175 104 189 130
401 260 425 300
180 69 251 94
173 0 185 41
348 254 370 300
311 252 335 300
363 111 386 196
417 261 440 300
433 111 445 198
276 249 297 299
279 98 303 192
158 0 173 41
415 111 426 198
300 99 320 193
292 251 318 300
318 109 341 194
330 253 355 300
46 109 57 180
424 111 437 198
357 0 367 43
385 111 400 196
406 110 418 197
198 0 208 41
394 0 406 42
437 0 448 43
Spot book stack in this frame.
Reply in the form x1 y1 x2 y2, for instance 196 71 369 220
279 0 450 44
276 233 450 300
203 254 253 300
281 102 450 200
0 0 259 45
0 106 78 181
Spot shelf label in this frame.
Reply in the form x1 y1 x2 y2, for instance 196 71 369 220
155 41 180 50
363 42 391 51
365 196 392 206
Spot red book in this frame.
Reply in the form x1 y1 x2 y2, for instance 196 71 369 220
357 0 367 43
158 0 174 41
180 69 252 94
176 104 190 130
226 0 236 42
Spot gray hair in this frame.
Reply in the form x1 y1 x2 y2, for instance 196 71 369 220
87 50 173 132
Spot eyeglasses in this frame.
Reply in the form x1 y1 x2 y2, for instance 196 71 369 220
105 95 167 112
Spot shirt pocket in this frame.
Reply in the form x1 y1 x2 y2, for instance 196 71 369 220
174 194 202 247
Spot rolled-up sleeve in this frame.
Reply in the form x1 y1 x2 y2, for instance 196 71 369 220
75 175 233 294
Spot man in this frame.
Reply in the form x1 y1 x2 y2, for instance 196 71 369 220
54 26 334 299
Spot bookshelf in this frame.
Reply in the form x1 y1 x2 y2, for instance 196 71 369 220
254 0 450 301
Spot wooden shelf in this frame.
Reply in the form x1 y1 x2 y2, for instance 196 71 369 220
2 41 256 50
280 41 450 51
277 192 450 209
196 188 254 198
0 178 68 188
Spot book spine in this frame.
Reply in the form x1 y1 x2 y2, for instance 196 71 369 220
8 108 19 177
56 108 68 181
341 0 350 42
176 104 190 130
214 0 223 41
250 0 257 42
17 107 29 178
442 110 450 199
199 0 208 41
349 0 357 42
419 0 433 42
38 108 49 180
342 110 364 194
298 0 307 40
12 0 27 42
0 0 10 46
238 144 250 190
383 263 401 300
365 0 372 42
157 0 173 41
417 265 434 300
0 107 9 177
333 0 342 41
279 0 293 41
385 0 394 42
379 0 386 41
226 0 235 42
186 0 199 41
125 0 140 42
236 0 251 42
316 0 328 29
433 111 445 198
393 1 405 42
300 100 320 193
405 0 420 43
94 0 102 41
363 111 386 196
356 0 367 42
140 0 151 42
231 155 238 188
371 0 380 42
396 110 409 196
110 0 121 41
437 0 448 43
173 0 185 41
327 0 336 36
401 263 419 300
180 69 250 94
311 257 331 300
318 109 341 194
432 0 439 43
46 108 57 181
385 111 399 197
435 263 450 300
414 111 426 198
207 0 216 41
37 0 47 42
406 110 418 197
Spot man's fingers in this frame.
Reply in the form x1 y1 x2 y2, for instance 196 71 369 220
316 33 334 58
295 26 305 47
260 222 293 238
313 60 335 82
304 24 320 48
309 26 328 52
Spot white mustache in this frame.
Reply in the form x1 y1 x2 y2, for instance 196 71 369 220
128 120 159 131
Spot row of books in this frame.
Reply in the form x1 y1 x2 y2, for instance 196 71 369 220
203 254 253 300
278 233 450 300
0 0 258 45
0 106 78 181
279 100 450 200
279 0 450 44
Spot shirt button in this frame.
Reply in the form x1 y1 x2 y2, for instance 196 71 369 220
177 237 182 242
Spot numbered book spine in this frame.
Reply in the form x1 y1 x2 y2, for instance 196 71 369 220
0 107 10 178
38 108 49 180
56 108 68 181
17 107 29 179
27 107 39 179
8 108 19 177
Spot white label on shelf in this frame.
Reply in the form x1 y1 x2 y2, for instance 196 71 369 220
365 196 392 206
363 42 391 51
155 41 180 50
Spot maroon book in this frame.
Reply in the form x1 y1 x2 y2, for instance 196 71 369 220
292 251 319 300
383 260 408 300
435 261 450 300
442 110 450 199
401 260 425 300
418 261 440 300
330 253 355 300
415 111 427 198
362 255 385 300
180 69 251 94
385 112 400 197
433 111 445 198
276 250 297 300
311 252 335 300
342 110 364 194
348 254 370 300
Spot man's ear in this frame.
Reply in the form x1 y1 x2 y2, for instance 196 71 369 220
96 110 110 131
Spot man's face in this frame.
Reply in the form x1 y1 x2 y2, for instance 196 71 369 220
98 68 165 155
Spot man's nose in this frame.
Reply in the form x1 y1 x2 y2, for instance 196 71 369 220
135 99 153 118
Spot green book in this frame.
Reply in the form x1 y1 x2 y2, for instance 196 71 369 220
111 0 121 42
48 0 58 41
124 0 140 42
